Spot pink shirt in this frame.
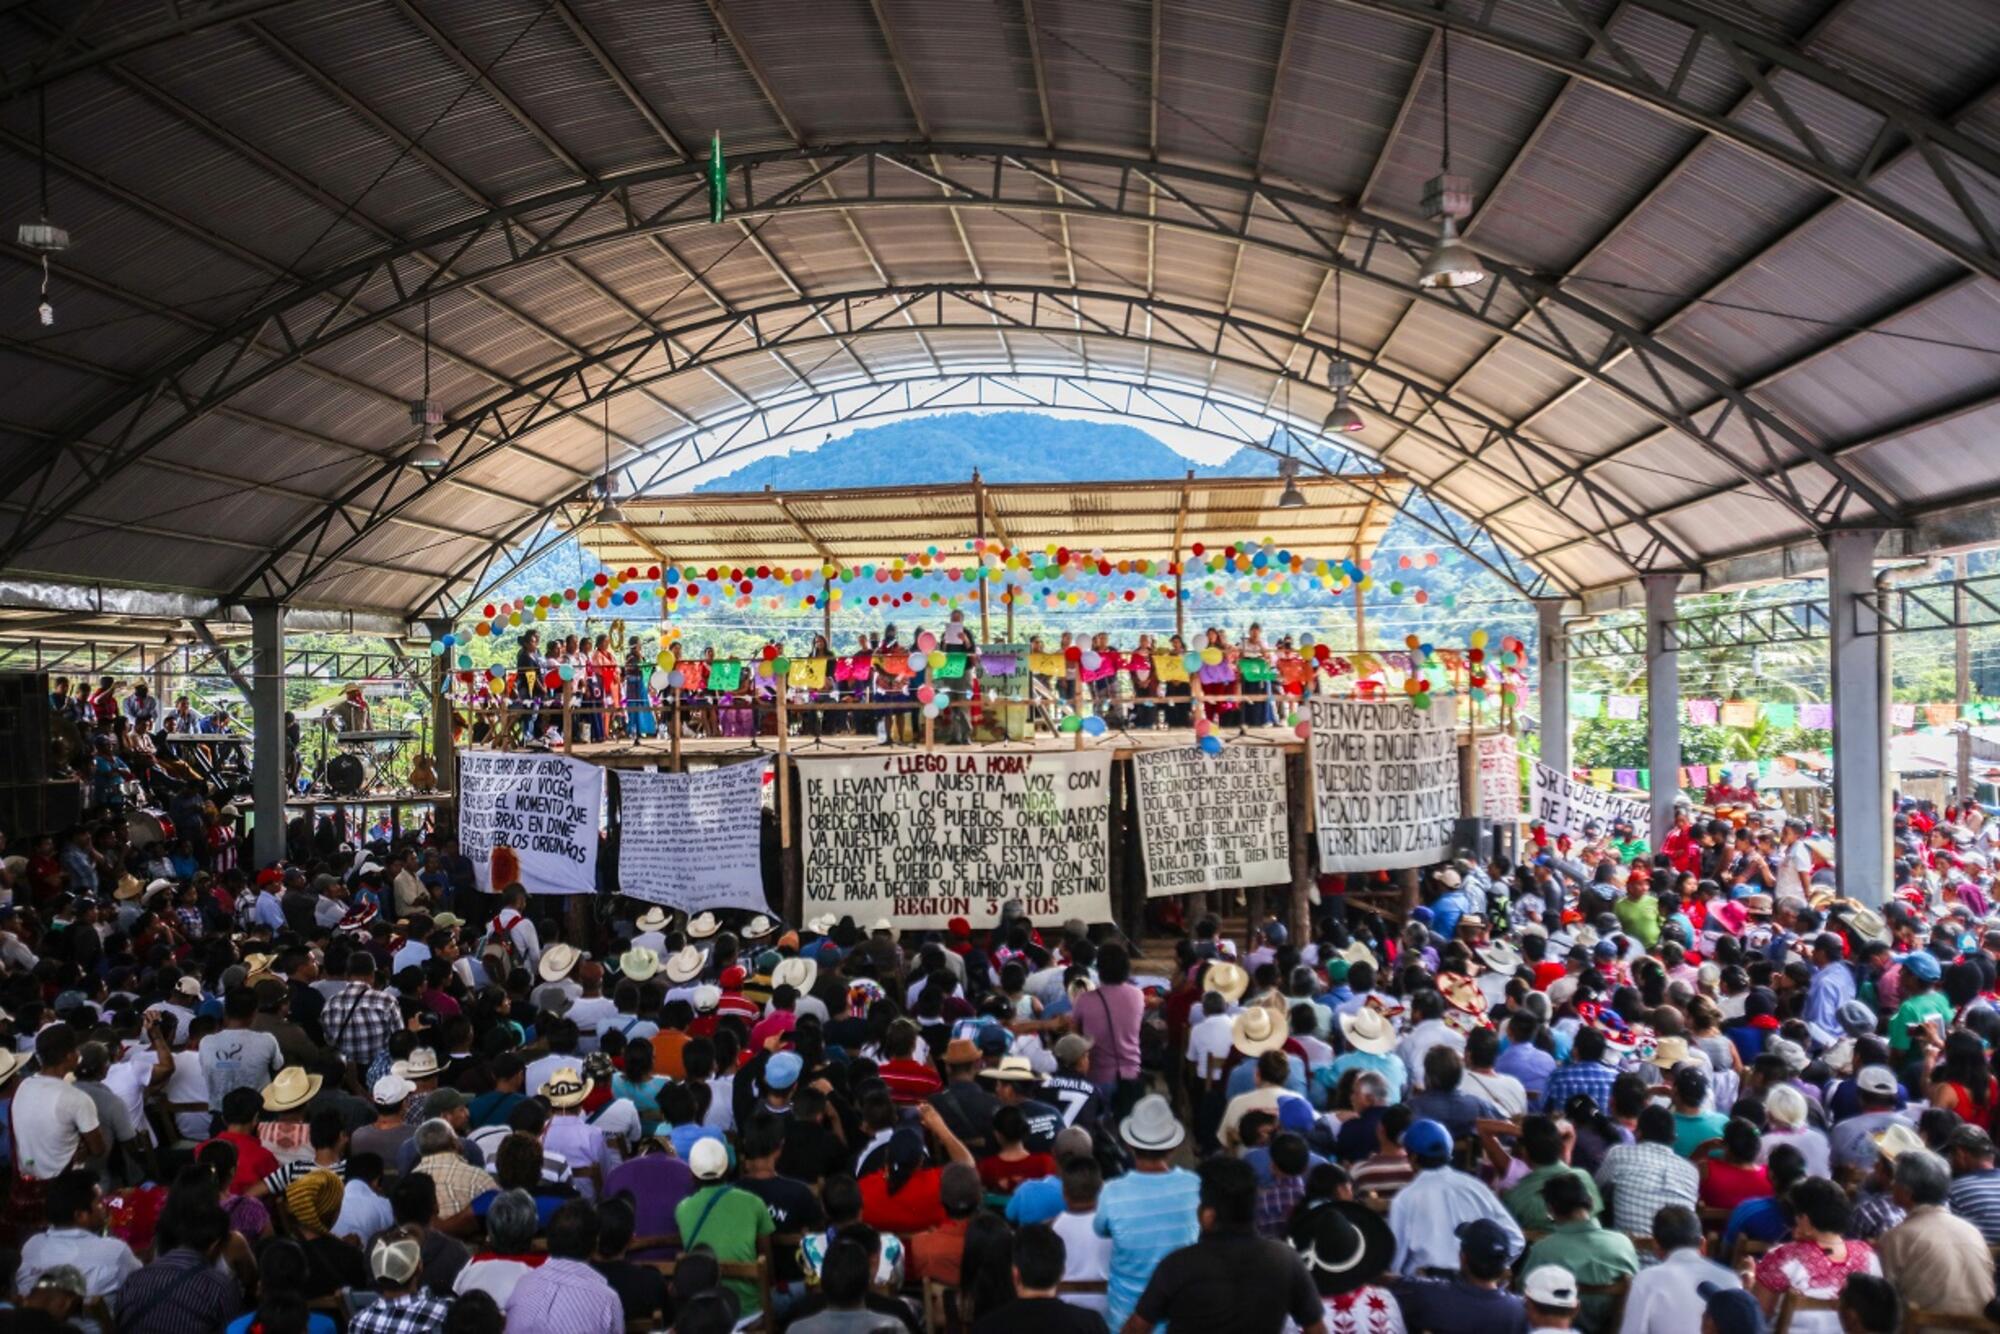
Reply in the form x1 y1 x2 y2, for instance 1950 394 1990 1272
1073 982 1145 1084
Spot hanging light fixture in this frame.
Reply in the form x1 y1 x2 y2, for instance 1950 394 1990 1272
1418 29 1487 290
1322 264 1365 434
1276 375 1307 508
597 397 626 525
406 298 447 471
18 90 71 327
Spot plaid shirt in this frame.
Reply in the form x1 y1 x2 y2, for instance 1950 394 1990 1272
417 1150 500 1218
1541 1059 1619 1114
325 981 402 1068
1852 1186 1907 1240
1595 1140 1700 1235
1255 1172 1309 1237
350 1292 452 1334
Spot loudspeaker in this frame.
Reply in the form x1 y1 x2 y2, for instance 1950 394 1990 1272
0 671 51 785
0 780 81 836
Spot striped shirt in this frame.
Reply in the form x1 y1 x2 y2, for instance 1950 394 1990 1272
1093 1167 1201 1331
1947 1168 2000 1242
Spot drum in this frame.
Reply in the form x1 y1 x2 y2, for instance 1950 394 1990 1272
325 752 366 796
126 808 169 849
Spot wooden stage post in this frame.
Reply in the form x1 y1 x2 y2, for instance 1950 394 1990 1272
776 688 798 924
670 689 683 771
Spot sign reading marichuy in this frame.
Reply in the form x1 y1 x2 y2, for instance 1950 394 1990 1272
1133 746 1290 896
1310 697 1460 872
797 751 1113 929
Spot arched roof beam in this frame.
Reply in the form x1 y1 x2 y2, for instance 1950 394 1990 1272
1335 0 2000 283
432 370 1563 618
0 145 1906 575
232 284 1684 610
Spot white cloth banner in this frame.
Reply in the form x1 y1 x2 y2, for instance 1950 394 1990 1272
797 751 1113 929
1133 746 1290 897
1310 697 1460 872
617 759 768 914
457 751 603 894
1528 759 1652 840
1475 734 1522 818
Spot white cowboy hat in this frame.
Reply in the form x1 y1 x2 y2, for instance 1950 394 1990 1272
1438 973 1485 1016
663 945 706 984
1476 940 1523 973
807 914 836 935
1202 961 1250 1003
690 984 721 1013
262 1066 323 1113
1846 905 1890 944
618 948 660 982
1339 1005 1397 1055
537 943 581 983
1337 940 1375 968
634 907 671 933
741 914 776 940
540 1067 592 1109
686 911 720 939
771 956 818 994
1232 1007 1290 1057
976 1055 1042 1083
392 1047 442 1081
1647 1035 1692 1070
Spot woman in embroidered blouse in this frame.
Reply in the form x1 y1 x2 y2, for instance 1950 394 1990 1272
1750 1177 1879 1334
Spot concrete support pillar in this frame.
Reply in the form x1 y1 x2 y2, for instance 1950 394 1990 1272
1828 530 1891 906
1643 575 1681 845
1535 598 1570 778
424 618 457 797
249 602 287 868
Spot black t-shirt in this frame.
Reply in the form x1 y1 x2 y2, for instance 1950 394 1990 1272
779 1118 848 1185
739 1173 826 1281
592 1258 669 1326
1393 1279 1529 1334
971 1296 1109 1334
1132 1228 1320 1334
930 1081 1003 1155
1016 1097 1064 1152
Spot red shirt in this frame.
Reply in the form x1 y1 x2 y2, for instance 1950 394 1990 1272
859 1164 947 1234
878 1058 943 1106
198 1129 280 1196
1700 1159 1771 1212
978 1151 1057 1195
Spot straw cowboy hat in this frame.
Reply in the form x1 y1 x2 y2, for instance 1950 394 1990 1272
1476 940 1523 973
686 911 721 939
1340 1008 1395 1056
0 1049 22 1085
1120 1094 1185 1153
771 956 818 994
1846 905 1890 944
1337 940 1375 968
741 914 777 940
1202 961 1250 1003
242 954 276 982
634 906 671 933
663 945 706 985
392 1048 442 1081
1647 1035 1693 1070
977 1056 1042 1084
618 948 660 982
1874 1122 1926 1161
113 875 143 902
262 1066 323 1114
537 943 581 983
1442 1006 1491 1036
807 914 836 935
1232 1007 1290 1058
1438 973 1485 1016
540 1067 592 1109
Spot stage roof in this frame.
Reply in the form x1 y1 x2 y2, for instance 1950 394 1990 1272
574 473 1410 573
1 1 1998 622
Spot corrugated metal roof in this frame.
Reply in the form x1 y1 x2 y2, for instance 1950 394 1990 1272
0 0 1995 618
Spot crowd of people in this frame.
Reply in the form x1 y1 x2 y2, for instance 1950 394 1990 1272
477 615 1331 748
7 756 2000 1333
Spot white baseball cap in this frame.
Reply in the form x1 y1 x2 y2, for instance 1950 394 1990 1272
688 1136 730 1181
1857 1065 1898 1097
1522 1265 1580 1310
373 1074 415 1105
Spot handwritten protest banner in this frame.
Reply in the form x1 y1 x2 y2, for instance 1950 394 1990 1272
1310 697 1461 872
458 751 602 894
1132 746 1290 896
618 759 769 914
1475 733 1522 818
1529 759 1652 840
797 751 1112 929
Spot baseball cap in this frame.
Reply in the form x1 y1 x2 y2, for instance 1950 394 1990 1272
1275 1093 1316 1135
1522 1265 1580 1310
1856 1065 1897 1097
423 1087 467 1116
1054 1033 1093 1066
1949 1123 1996 1156
1900 950 1942 982
373 1074 414 1106
1455 1217 1513 1268
689 1136 730 1181
1401 1118 1452 1163
1838 999 1878 1036
764 1051 803 1091
975 1024 1012 1057
1698 1282 1768 1334
370 1234 423 1284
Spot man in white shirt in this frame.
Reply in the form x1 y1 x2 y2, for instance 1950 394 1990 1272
18 1170 141 1320
1774 819 1813 899
334 1157 396 1242
13 1030 105 1181
1184 994 1235 1080
1050 1159 1112 1315
1617 1204 1737 1334
565 963 618 1054
539 1068 612 1198
1396 991 1466 1093
1387 1118 1523 1276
